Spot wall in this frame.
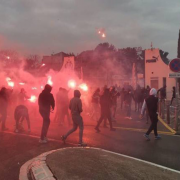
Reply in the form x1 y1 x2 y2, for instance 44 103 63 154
145 48 175 99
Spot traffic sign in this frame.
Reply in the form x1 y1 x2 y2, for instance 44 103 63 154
169 58 180 72
169 73 180 78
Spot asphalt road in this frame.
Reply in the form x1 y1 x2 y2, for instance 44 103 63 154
0 109 180 180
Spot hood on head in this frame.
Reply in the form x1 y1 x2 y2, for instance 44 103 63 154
44 84 52 93
74 90 81 98
149 88 157 96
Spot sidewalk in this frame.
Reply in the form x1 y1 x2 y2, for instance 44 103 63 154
28 147 180 180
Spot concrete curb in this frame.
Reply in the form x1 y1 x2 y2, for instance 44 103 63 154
19 147 180 180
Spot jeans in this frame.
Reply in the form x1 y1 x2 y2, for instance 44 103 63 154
40 111 50 140
126 103 131 117
96 111 113 129
64 115 84 143
0 109 7 130
146 115 158 136
16 114 30 130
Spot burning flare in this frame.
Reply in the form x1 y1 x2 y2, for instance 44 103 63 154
19 82 25 85
68 80 76 89
47 76 53 86
79 83 88 91
6 77 14 88
28 95 37 103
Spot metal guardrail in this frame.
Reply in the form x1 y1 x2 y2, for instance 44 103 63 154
159 99 180 133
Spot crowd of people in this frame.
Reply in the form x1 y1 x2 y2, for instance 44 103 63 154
0 82 176 145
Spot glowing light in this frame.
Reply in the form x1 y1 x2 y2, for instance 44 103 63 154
79 83 88 91
68 80 76 89
98 30 101 34
47 76 53 86
32 87 37 90
6 77 14 87
41 86 44 89
7 56 10 60
19 82 25 85
8 81 14 87
102 33 106 38
6 77 11 81
41 63 45 67
28 95 37 103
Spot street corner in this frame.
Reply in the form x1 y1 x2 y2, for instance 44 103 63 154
20 147 180 180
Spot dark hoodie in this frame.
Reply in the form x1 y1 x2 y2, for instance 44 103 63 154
0 87 8 111
38 85 55 112
69 90 82 116
100 88 111 114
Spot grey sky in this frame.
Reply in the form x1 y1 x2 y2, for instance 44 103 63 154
0 0 179 58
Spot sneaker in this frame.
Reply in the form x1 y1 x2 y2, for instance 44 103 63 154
155 135 161 140
144 134 150 141
15 129 19 133
78 142 87 147
95 127 101 133
44 137 48 141
39 139 48 144
110 128 116 131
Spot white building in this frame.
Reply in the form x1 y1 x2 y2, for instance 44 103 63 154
145 48 175 99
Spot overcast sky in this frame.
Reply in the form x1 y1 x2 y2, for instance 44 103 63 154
0 0 179 58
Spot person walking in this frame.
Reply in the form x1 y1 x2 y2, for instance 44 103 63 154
140 88 161 140
95 88 116 132
61 90 87 146
170 86 176 105
59 88 71 126
38 84 55 143
125 89 134 119
0 87 9 131
90 88 100 121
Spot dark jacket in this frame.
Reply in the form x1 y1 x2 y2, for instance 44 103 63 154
38 90 55 112
0 90 8 111
158 87 166 99
100 89 111 114
145 95 158 121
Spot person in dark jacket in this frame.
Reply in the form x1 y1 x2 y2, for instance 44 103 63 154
170 86 176 105
141 88 161 140
0 87 8 131
124 89 134 119
14 105 30 133
110 86 120 120
91 88 100 121
120 88 125 110
38 84 55 143
61 90 87 146
95 88 116 132
59 88 71 126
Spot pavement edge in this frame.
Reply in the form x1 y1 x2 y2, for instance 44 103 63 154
19 147 180 180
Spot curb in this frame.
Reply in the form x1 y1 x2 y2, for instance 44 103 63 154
19 147 180 180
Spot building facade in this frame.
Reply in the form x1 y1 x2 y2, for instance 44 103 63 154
145 48 175 99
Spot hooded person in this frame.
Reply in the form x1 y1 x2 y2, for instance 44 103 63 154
140 88 161 140
0 87 9 131
95 88 116 132
61 90 87 146
38 84 55 143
